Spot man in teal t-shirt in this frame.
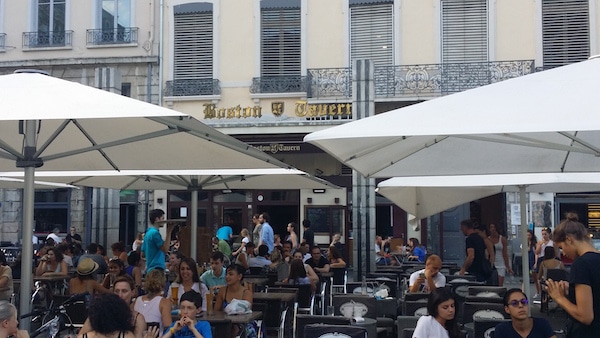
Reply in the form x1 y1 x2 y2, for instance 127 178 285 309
142 209 175 272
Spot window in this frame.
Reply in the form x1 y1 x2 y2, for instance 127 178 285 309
441 0 488 63
306 206 345 235
36 0 67 46
256 0 302 93
97 0 134 43
34 189 71 233
170 2 214 95
260 0 300 77
542 0 589 69
349 1 393 67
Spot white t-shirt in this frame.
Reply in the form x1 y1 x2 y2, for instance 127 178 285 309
241 237 250 252
412 315 449 338
166 282 209 312
409 269 446 292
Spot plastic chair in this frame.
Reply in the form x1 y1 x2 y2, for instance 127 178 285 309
331 267 347 294
467 286 507 298
461 302 508 326
403 300 428 317
296 314 352 338
473 318 509 338
304 324 367 338
541 268 568 314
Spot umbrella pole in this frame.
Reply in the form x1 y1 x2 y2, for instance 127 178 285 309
190 189 198 261
19 120 38 330
519 186 531 314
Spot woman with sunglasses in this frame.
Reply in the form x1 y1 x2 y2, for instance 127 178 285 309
546 215 600 338
495 288 556 338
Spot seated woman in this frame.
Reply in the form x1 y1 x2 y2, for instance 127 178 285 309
0 301 29 338
407 238 426 262
35 248 68 277
214 264 260 338
327 246 346 268
102 258 127 290
125 252 143 295
78 293 136 338
167 257 209 312
412 288 460 338
80 276 148 338
494 288 556 338
69 258 110 297
0 252 13 301
538 246 564 282
134 269 172 335
263 250 289 282
284 259 316 293
111 242 129 263
291 251 319 286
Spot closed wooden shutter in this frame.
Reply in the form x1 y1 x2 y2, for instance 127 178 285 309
542 0 589 68
441 0 488 63
261 6 301 76
350 2 393 67
173 9 213 79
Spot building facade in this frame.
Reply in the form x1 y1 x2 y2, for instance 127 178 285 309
0 0 598 268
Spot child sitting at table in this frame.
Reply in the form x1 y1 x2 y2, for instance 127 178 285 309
162 291 212 338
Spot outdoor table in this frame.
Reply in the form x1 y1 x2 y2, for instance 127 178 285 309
33 274 72 295
244 277 269 287
197 310 263 337
253 292 296 303
351 317 377 337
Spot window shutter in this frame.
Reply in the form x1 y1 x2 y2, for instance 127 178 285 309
261 7 301 76
441 0 488 63
350 3 393 67
173 11 213 79
542 0 589 68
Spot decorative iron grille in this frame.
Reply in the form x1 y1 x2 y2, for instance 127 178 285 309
22 31 73 48
86 27 138 45
164 79 221 96
250 76 308 94
307 60 535 99
0 34 5 49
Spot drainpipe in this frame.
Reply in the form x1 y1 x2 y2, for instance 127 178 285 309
158 0 164 106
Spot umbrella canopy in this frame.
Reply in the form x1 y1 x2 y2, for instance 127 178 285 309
377 173 600 220
304 57 600 178
1 168 337 190
305 58 600 298
0 71 295 327
0 177 77 189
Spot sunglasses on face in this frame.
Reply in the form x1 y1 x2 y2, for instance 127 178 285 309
508 299 529 307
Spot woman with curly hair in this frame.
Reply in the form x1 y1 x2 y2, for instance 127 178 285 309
412 288 460 338
35 247 68 277
79 293 135 338
133 269 172 334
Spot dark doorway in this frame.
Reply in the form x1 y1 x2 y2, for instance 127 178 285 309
376 205 393 238
257 205 299 241
120 204 137 250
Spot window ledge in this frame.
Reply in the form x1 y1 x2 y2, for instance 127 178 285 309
164 95 221 102
87 43 138 49
250 92 306 102
23 46 73 52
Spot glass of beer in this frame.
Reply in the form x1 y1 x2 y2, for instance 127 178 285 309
171 285 179 306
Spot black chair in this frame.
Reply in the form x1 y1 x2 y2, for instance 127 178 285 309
332 295 377 318
331 267 348 294
274 283 314 314
403 300 428 316
403 293 429 302
402 328 415 338
467 286 507 298
464 295 504 304
248 267 264 275
446 275 477 283
346 282 378 295
461 302 508 326
304 324 367 338
296 314 352 338
541 268 569 313
396 316 419 338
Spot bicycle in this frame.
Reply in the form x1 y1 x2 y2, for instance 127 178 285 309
21 292 88 338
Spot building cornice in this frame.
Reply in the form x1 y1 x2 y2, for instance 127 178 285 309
0 56 158 68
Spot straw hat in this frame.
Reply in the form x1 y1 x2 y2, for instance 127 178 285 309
77 258 99 276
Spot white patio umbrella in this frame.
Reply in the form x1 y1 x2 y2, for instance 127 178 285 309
0 177 77 189
305 57 600 297
0 71 294 327
376 173 600 220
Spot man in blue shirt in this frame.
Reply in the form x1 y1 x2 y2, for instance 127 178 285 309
215 224 233 243
258 212 274 253
142 209 175 272
200 251 226 290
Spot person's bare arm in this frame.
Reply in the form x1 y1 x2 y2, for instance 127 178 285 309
548 282 594 325
460 248 475 275
315 263 330 273
159 297 173 329
78 319 92 336
330 258 346 268
35 261 47 276
161 225 175 253
484 239 495 265
214 288 225 311
93 280 111 294
305 265 319 285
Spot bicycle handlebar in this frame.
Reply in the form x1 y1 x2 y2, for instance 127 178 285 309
21 292 89 319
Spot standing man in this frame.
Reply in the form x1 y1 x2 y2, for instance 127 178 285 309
459 219 488 282
65 226 82 245
301 219 314 248
216 217 234 244
142 209 175 272
259 212 274 253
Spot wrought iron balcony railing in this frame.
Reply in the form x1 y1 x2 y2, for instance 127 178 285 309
164 79 221 96
22 31 73 48
250 75 308 94
0 33 5 49
86 27 139 45
307 60 535 100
